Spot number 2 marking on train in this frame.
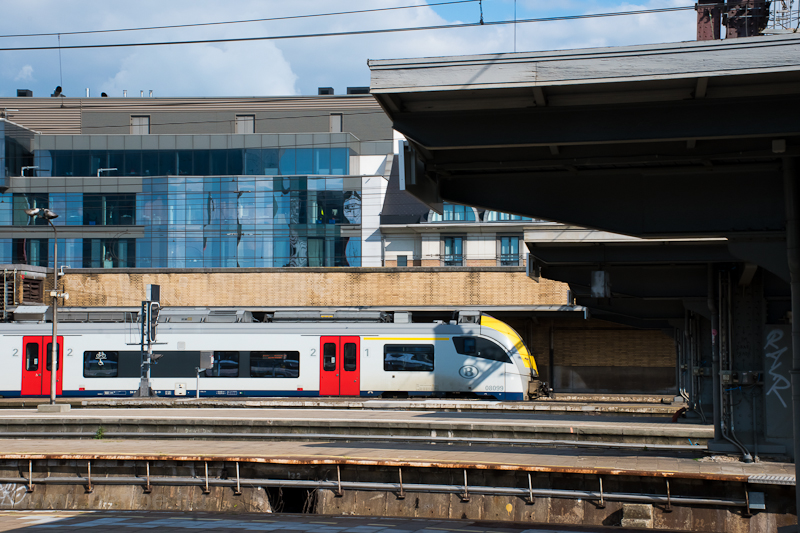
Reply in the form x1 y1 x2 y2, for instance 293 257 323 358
11 349 18 357
66 348 73 357
310 348 316 356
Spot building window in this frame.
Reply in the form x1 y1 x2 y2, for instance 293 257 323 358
329 113 343 133
235 115 255 134
429 203 476 223
13 193 49 225
484 211 534 222
130 116 150 135
83 194 135 226
384 345 434 372
498 236 520 266
12 238 48 267
83 238 136 268
442 236 463 266
396 255 408 267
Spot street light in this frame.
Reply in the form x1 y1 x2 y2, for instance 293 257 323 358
24 207 69 406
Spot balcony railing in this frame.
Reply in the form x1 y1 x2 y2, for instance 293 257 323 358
442 254 463 266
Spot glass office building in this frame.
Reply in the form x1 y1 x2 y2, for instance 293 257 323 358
0 131 364 268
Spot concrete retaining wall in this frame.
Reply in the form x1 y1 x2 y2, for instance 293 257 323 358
317 488 788 531
0 483 269 513
0 460 791 531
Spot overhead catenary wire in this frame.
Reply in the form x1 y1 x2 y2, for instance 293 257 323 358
0 6 701 52
0 0 480 39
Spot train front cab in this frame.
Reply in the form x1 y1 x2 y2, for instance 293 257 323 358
479 314 540 400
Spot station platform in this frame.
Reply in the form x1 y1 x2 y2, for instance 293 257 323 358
0 396 686 416
0 407 792 530
0 406 709 448
0 437 792 485
0 406 790 485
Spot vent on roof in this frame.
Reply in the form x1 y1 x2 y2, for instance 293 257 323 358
159 311 207 323
13 305 50 322
346 87 369 95
59 311 135 323
207 309 254 323
17 89 32 97
318 87 334 95
271 310 388 322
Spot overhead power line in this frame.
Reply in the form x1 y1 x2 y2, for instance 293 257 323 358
0 1 479 39
0 6 699 52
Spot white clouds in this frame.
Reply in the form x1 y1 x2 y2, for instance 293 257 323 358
14 65 34 82
100 43 298 97
0 0 699 98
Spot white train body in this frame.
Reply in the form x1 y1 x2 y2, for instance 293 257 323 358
0 311 538 401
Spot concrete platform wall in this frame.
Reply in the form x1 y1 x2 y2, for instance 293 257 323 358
0 460 790 532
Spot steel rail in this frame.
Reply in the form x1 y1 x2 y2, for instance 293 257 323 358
0 431 706 451
0 475 749 508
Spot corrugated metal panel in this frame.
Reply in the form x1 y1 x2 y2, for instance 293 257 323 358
0 96 381 135
0 99 81 134
747 474 796 486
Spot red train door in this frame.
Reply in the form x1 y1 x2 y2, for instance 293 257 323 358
21 336 63 397
319 336 360 396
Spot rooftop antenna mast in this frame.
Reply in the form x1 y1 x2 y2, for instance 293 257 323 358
58 34 63 104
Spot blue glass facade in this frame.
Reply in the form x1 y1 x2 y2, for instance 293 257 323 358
0 137 363 269
38 147 349 178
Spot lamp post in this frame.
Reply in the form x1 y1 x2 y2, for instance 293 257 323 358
24 207 67 405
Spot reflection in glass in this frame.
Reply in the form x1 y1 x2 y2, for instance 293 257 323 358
7 170 361 269
383 345 434 371
83 351 119 377
251 351 300 378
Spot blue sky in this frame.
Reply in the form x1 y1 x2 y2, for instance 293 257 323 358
0 1 696 98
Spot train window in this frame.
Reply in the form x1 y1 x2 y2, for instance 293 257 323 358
25 343 39 371
205 351 239 377
343 343 357 372
45 343 61 371
83 351 119 377
383 345 434 372
250 351 300 378
323 343 336 371
452 337 511 363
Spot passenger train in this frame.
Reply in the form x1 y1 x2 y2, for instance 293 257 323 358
0 308 541 401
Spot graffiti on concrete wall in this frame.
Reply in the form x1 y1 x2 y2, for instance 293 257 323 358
0 483 27 507
764 327 791 409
